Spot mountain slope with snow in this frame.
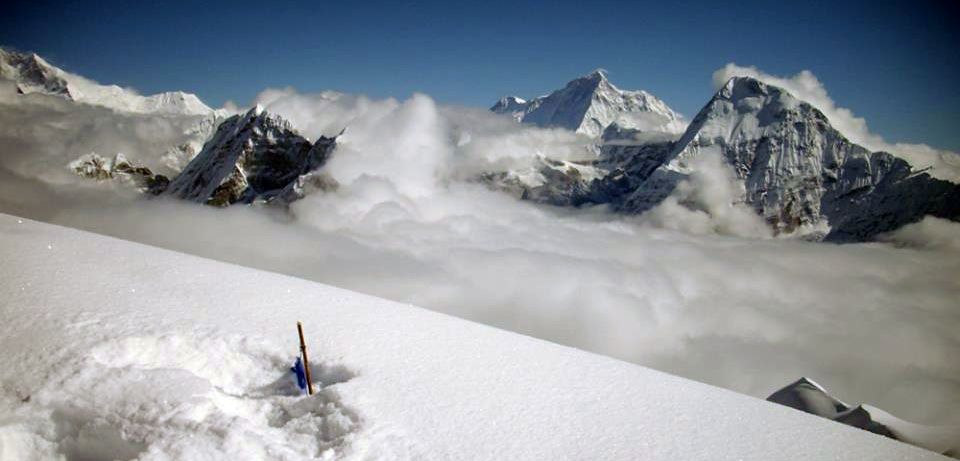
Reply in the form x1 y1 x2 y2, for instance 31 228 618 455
484 76 959 241
0 48 219 116
620 76 960 239
164 106 337 206
492 70 686 137
0 214 948 460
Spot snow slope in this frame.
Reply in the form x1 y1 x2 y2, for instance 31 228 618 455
0 214 946 460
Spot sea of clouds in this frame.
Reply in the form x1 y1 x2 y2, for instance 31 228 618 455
1 69 958 426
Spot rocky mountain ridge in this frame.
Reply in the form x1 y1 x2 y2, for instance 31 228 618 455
69 153 170 195
0 48 221 116
164 106 338 207
768 377 959 457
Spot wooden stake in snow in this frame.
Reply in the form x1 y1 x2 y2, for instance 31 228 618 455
297 321 314 395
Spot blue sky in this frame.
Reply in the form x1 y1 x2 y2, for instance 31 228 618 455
3 0 958 149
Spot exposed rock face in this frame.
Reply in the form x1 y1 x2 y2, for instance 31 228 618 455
69 153 169 195
767 378 895 439
484 76 960 241
479 157 605 207
0 49 71 97
164 106 337 207
767 377 960 457
275 171 340 204
491 70 686 137
592 125 677 206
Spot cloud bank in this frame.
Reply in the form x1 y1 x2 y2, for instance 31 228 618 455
713 64 960 182
641 154 773 238
0 80 958 427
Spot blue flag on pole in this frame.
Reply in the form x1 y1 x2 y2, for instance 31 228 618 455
291 357 307 392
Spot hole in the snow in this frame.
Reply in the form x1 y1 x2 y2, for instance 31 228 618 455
312 363 355 387
51 410 146 461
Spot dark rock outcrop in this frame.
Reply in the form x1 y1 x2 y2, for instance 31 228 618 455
164 106 337 207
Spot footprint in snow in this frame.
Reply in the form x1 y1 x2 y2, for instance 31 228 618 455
12 332 360 461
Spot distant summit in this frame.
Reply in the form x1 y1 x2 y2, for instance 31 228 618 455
491 70 685 137
484 75 960 241
621 76 960 239
0 48 220 116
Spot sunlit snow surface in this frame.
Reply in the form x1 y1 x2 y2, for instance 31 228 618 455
0 214 947 460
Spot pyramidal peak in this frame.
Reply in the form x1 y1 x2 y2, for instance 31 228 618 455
491 70 686 137
581 68 609 82
164 108 337 206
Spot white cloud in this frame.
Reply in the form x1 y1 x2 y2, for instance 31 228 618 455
879 216 960 251
641 154 772 238
713 64 960 182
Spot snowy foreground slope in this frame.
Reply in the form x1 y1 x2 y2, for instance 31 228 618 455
0 215 945 461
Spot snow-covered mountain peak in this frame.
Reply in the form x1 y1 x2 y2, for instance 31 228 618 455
586 68 608 79
618 75 960 240
17 51 51 73
235 104 298 134
567 68 608 88
490 96 528 122
714 76 810 115
721 75 765 96
164 108 336 206
0 48 71 96
1 48 218 116
491 71 686 137
496 95 526 105
670 75 830 165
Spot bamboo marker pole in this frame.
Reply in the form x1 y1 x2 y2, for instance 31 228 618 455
297 321 314 395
